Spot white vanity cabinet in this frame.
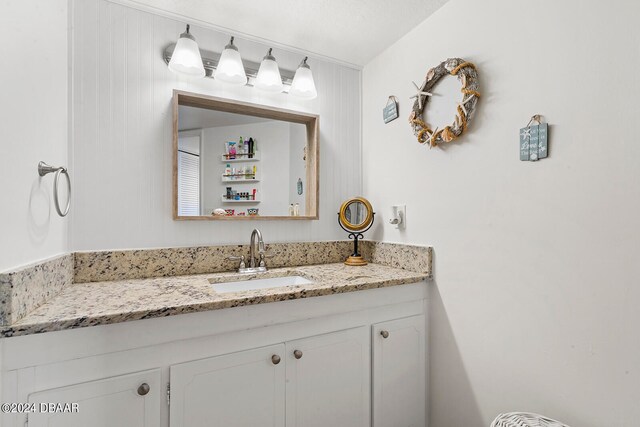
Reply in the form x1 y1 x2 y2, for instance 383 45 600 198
372 315 426 427
0 282 427 427
26 369 161 427
170 344 286 427
170 327 370 427
285 327 370 427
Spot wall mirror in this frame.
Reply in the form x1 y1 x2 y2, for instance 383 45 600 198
173 90 319 220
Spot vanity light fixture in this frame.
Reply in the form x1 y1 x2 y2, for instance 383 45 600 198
255 48 284 93
167 25 205 78
289 57 318 100
163 32 318 98
214 36 248 86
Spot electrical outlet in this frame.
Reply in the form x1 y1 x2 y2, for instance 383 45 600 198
389 205 406 229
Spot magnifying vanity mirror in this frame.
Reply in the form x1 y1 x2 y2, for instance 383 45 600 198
173 90 319 220
338 197 375 266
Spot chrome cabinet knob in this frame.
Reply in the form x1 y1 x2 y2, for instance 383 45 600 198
380 330 390 339
137 383 150 396
271 354 281 365
293 349 303 359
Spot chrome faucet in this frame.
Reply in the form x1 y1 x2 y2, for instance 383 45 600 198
249 228 265 269
228 228 272 273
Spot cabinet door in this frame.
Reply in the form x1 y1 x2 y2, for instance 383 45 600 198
27 369 161 427
170 344 285 427
285 327 370 427
372 315 426 427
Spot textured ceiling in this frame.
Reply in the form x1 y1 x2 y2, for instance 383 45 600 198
125 0 449 67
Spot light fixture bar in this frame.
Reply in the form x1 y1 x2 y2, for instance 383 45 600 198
163 44 295 85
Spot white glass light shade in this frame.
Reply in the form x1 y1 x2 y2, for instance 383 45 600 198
255 52 284 93
214 38 247 86
168 26 205 78
290 59 317 99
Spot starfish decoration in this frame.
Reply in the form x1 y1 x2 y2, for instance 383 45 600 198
458 94 476 116
409 80 433 109
424 126 439 145
520 127 531 139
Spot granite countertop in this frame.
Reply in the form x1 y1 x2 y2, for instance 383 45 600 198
0 263 428 337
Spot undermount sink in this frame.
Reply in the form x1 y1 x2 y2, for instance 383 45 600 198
210 275 313 293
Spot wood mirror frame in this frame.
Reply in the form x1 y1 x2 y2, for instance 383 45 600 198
172 90 319 221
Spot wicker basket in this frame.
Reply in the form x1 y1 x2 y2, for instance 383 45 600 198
491 412 570 427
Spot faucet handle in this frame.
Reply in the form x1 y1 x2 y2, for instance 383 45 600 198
258 250 275 259
258 251 275 268
228 255 246 269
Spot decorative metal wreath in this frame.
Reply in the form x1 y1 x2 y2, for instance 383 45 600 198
409 58 480 147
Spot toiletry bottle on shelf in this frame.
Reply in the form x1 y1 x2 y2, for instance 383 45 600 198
224 142 230 159
252 165 257 179
225 164 231 178
294 203 300 216
248 137 254 158
252 189 257 200
289 204 294 216
244 138 250 156
229 141 236 159
239 137 244 156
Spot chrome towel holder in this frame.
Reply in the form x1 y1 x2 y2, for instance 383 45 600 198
38 161 71 217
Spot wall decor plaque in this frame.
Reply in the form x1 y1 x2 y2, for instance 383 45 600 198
519 115 548 161
383 96 399 123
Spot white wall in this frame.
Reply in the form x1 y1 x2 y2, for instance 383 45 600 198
201 121 293 216
0 0 69 272
363 1 640 426
71 0 361 251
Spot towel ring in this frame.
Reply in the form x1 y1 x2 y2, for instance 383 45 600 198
38 161 71 217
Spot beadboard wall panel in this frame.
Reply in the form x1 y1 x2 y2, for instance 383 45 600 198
71 0 361 251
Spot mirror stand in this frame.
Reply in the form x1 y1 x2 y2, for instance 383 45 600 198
337 213 375 266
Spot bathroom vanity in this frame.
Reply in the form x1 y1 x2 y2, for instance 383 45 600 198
0 241 432 427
